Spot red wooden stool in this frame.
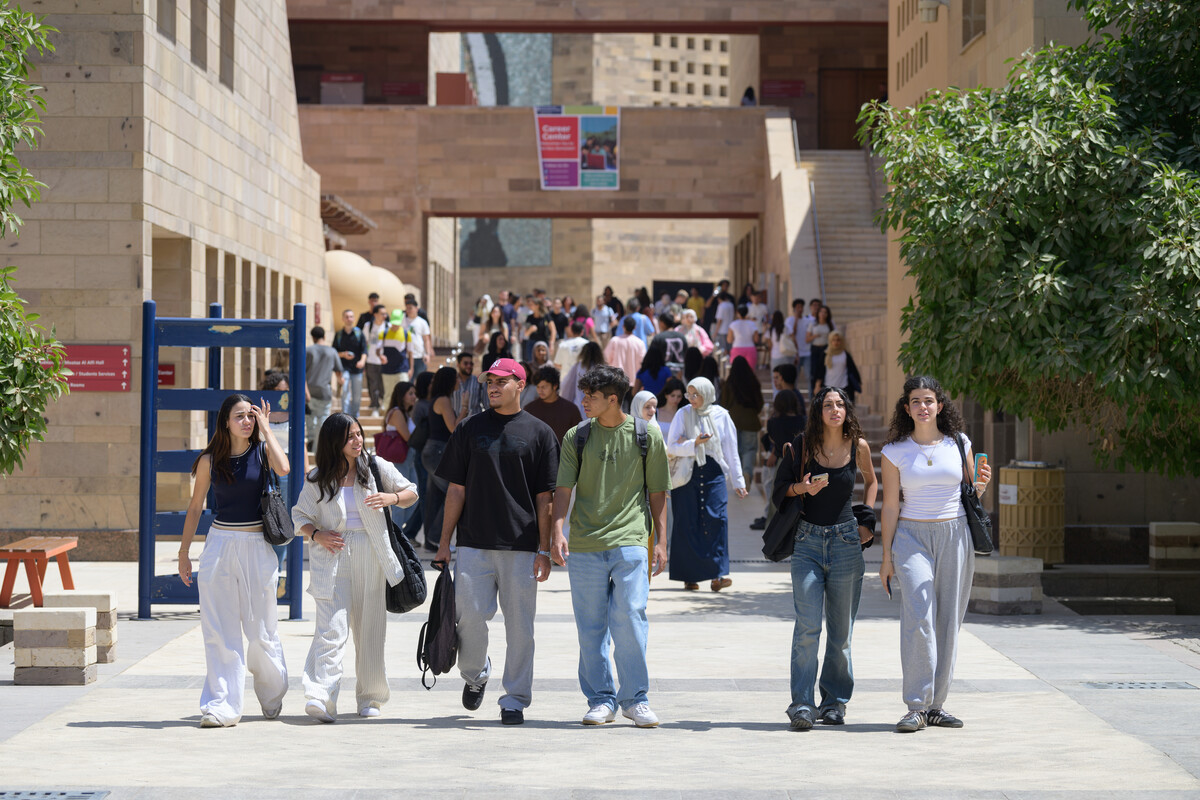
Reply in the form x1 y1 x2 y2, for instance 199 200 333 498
0 536 78 607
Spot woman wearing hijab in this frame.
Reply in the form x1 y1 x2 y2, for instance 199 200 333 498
665 378 748 592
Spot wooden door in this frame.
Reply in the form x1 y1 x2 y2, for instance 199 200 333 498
818 69 888 149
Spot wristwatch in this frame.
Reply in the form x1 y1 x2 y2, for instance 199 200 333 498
537 550 552 558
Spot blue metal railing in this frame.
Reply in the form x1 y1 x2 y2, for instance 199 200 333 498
137 300 307 619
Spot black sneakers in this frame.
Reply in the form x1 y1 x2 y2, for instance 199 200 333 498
500 708 524 725
926 708 964 728
819 708 845 726
462 681 487 711
789 708 815 731
896 710 927 733
749 517 767 530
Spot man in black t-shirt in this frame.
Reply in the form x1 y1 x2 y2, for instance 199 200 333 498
434 358 559 726
650 311 689 375
331 309 367 419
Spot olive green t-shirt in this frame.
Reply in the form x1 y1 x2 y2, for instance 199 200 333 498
557 415 672 553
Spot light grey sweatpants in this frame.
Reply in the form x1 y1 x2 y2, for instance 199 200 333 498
894 517 974 711
454 546 539 711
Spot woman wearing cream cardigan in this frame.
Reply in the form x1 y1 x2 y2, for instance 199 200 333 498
292 413 418 723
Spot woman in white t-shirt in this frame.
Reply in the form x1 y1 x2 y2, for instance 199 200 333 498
879 376 991 734
726 304 760 367
766 310 797 370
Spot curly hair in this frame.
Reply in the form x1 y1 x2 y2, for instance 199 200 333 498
801 386 864 467
884 375 964 445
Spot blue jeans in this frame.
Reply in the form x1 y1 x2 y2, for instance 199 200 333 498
410 357 426 378
568 546 650 711
788 518 864 718
341 372 363 419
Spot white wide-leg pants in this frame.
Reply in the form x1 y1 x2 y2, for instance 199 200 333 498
303 529 390 715
197 526 289 725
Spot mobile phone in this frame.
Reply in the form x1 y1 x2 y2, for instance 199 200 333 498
811 473 829 484
973 453 988 481
885 576 892 599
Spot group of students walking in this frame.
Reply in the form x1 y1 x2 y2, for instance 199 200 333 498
178 356 990 733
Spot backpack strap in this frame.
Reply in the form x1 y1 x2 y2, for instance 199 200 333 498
574 418 592 467
633 415 649 493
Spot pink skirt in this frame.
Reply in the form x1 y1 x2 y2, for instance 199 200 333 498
730 346 758 367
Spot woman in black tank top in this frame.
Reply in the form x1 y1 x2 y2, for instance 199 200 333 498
771 386 877 731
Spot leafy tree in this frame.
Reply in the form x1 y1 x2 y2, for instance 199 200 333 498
0 5 65 476
860 0 1200 476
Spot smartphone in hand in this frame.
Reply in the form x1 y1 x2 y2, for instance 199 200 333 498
885 576 892 599
973 453 988 481
810 473 829 484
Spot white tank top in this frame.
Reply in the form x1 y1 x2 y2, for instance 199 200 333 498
341 486 363 529
881 434 970 520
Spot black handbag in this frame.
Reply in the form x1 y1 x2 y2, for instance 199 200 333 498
368 457 428 613
260 445 294 546
762 439 805 562
953 434 994 556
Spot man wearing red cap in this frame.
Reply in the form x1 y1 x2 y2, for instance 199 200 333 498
434 358 560 726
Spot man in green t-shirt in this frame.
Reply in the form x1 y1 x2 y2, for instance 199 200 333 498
551 364 670 728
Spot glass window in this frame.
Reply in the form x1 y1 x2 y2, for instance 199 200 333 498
686 83 694 94
719 41 728 53
670 35 678 47
686 37 695 49
703 39 712 51
686 63 694 74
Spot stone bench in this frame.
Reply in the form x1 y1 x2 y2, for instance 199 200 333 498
12 607 98 685
44 590 118 663
969 556 1043 615
1149 522 1200 570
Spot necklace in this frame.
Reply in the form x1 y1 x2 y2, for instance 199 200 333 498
914 436 941 466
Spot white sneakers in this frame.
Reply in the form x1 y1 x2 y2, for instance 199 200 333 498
305 699 336 723
358 706 381 718
621 703 660 728
581 704 617 725
581 703 661 727
199 712 224 728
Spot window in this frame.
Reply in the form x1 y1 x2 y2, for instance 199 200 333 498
703 84 712 96
670 81 679 93
962 0 986 47
218 0 234 88
720 65 728 77
157 0 176 41
703 39 712 51
653 80 662 92
719 40 728 53
190 0 207 69
653 59 662 70
670 36 678 47
653 100 662 106
686 82 694 94
686 62 694 74
703 64 711 76
670 61 678 72
719 86 727 98
686 37 695 49
654 34 662 46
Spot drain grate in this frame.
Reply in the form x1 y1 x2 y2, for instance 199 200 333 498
1083 681 1197 690
0 793 110 800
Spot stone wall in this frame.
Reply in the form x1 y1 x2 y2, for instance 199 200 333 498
842 313 887 418
592 219 730 301
2 0 324 539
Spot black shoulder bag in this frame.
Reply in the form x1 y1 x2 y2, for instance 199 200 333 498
368 457 428 613
954 434 994 556
260 443 295 546
762 435 805 562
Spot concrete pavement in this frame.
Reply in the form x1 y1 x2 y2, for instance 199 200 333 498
2 490 1199 798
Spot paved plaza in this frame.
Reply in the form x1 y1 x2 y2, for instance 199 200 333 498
3 493 1199 799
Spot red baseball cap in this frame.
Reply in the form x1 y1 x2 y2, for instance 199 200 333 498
483 358 526 381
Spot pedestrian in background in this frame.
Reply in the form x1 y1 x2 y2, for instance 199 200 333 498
332 309 366 420
362 303 389 412
721 355 764 483
421 367 465 552
305 325 343 451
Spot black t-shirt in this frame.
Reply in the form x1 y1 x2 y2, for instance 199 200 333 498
650 330 689 366
331 327 366 375
435 409 559 552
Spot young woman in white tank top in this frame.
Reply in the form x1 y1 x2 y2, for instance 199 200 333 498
880 376 991 734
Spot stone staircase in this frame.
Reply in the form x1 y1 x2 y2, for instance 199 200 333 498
798 150 888 325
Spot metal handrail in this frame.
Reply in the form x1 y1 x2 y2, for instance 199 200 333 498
810 180 827 304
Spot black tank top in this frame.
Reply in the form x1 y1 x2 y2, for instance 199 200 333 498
804 442 856 526
429 404 452 442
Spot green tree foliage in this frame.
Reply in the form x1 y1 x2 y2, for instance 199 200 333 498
860 0 1200 476
1 5 65 476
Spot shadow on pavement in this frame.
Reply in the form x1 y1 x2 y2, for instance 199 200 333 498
67 719 200 730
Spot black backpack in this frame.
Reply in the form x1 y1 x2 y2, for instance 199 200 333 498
574 415 649 490
416 566 458 689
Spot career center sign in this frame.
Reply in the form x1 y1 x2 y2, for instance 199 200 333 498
535 106 620 191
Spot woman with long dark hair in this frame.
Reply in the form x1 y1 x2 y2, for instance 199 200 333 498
655 376 686 437
421 367 463 550
666 377 748 592
634 345 672 397
559 340 604 415
720 355 764 482
682 346 704 383
292 413 417 722
382 380 419 530
767 310 797 370
178 393 290 728
880 376 991 733
477 305 506 355
806 305 834 392
773 386 876 731
404 371 436 542
487 330 513 360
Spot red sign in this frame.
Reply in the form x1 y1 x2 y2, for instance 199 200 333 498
537 116 579 160
51 344 132 392
382 81 425 97
321 73 364 84
157 364 175 386
762 79 808 99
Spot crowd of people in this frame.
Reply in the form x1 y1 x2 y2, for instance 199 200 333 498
177 280 990 738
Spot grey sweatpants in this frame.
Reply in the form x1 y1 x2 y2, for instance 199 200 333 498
454 546 539 711
894 517 974 711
